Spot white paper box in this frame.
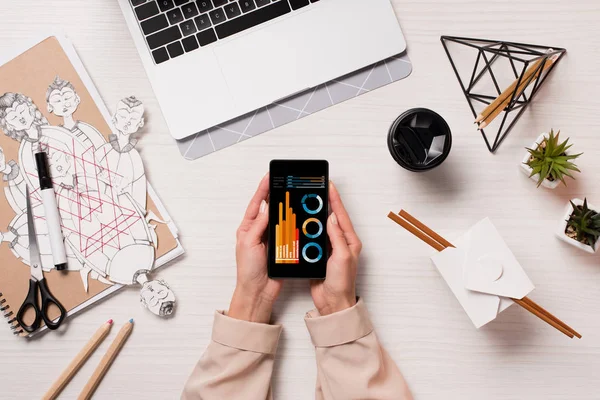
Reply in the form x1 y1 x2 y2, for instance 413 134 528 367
431 218 535 328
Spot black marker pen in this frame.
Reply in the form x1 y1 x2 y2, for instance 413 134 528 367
35 150 68 271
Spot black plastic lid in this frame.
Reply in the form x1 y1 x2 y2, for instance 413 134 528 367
387 108 452 172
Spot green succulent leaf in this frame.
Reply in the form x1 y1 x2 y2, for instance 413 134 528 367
525 130 582 187
567 198 600 249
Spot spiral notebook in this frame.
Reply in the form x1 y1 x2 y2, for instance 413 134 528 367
0 36 184 337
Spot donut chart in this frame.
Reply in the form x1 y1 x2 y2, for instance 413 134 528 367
302 242 323 263
302 218 323 239
301 194 323 215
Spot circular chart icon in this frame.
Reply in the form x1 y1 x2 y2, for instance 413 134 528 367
302 218 323 239
301 194 323 215
302 242 323 263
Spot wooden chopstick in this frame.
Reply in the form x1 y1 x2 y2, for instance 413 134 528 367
388 210 581 339
393 210 580 338
399 210 454 249
387 212 445 251
521 297 581 339
511 298 573 338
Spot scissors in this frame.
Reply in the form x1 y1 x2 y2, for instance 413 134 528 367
16 187 67 333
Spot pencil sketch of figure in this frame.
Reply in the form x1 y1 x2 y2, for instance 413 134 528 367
46 76 106 150
46 76 81 130
0 91 175 316
0 93 48 213
96 96 147 211
0 92 48 142
61 181 176 316
0 211 63 270
0 226 18 252
0 147 21 210
139 278 176 317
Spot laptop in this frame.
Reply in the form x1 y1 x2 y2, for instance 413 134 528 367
118 0 407 140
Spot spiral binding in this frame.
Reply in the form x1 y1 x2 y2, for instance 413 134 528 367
0 292 24 336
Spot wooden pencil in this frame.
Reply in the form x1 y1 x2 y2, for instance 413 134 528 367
77 319 134 400
42 319 113 400
478 57 555 129
474 57 546 124
476 55 558 129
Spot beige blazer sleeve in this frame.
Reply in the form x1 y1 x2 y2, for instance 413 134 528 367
181 311 282 400
305 298 413 400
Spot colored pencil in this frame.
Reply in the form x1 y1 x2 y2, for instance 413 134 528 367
42 319 113 400
77 319 134 400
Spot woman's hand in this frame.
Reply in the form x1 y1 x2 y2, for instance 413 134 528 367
310 181 362 316
228 174 283 324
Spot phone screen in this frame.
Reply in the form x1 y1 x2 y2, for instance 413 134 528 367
268 160 329 279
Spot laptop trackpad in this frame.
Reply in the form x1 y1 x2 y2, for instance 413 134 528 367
214 9 324 109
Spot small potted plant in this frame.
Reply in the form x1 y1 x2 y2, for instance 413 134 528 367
557 198 600 254
520 129 582 189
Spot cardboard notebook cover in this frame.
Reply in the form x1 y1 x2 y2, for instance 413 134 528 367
0 36 183 337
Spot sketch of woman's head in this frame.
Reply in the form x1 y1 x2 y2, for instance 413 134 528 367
0 93 48 142
46 76 81 118
112 96 145 136
140 279 176 317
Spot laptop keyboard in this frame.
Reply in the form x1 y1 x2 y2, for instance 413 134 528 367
131 0 320 65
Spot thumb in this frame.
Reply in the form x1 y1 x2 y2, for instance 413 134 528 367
327 212 349 253
247 200 269 242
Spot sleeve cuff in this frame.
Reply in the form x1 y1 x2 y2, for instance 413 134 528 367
211 310 282 355
304 298 374 348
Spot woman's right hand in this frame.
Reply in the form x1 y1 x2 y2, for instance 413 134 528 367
310 181 362 316
229 174 283 324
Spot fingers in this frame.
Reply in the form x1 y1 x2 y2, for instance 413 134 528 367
246 200 269 243
328 181 362 255
243 173 270 223
327 212 349 254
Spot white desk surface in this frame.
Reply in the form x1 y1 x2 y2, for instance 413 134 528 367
0 1 599 399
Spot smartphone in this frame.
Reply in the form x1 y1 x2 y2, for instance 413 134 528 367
268 160 329 279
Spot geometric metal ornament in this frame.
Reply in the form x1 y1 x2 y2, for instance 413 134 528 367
441 36 566 152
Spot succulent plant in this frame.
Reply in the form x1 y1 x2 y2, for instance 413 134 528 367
525 129 582 187
566 198 600 249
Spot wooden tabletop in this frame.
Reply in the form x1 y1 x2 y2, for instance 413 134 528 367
0 1 598 398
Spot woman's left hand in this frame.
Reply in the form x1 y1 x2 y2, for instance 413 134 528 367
228 173 283 324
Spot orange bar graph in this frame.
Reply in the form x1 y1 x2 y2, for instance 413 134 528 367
276 191 299 264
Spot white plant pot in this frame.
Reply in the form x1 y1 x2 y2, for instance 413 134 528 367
556 198 600 254
520 132 562 189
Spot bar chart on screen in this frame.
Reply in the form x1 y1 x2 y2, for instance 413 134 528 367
276 191 300 264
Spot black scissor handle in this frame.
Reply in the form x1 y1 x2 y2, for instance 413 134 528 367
16 279 42 333
37 278 67 330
